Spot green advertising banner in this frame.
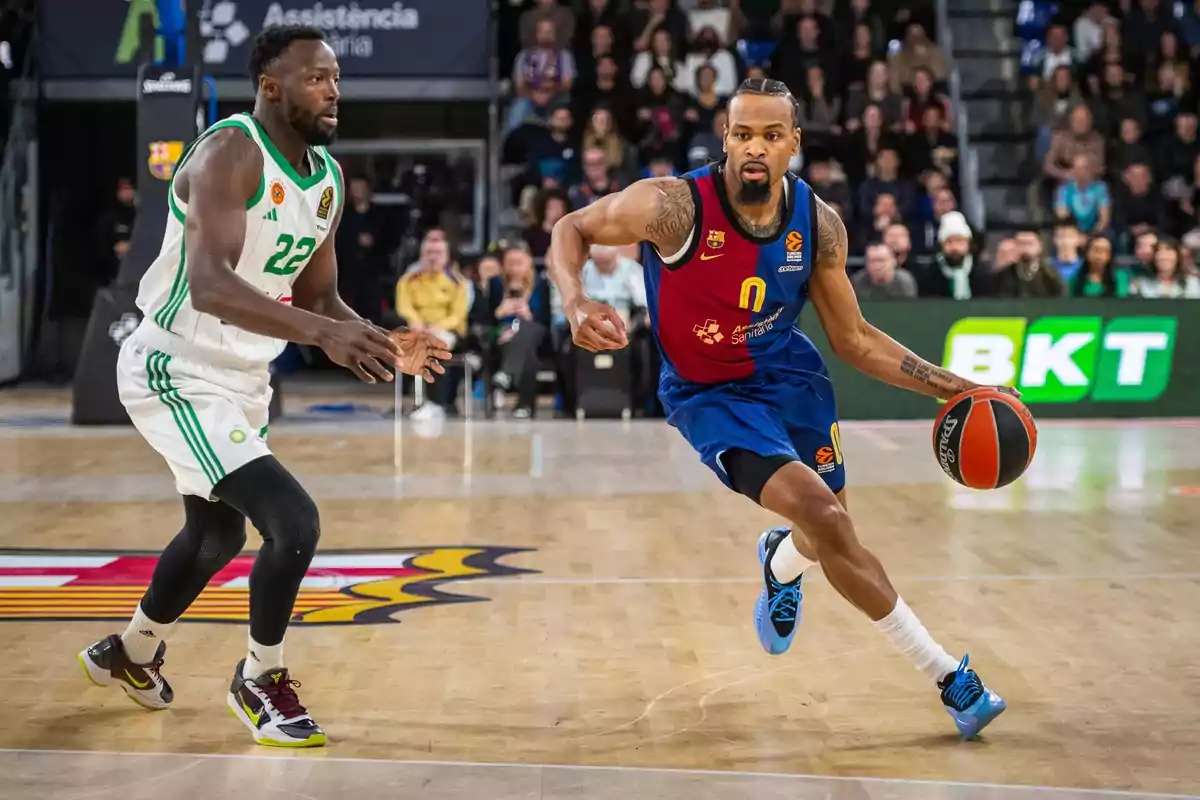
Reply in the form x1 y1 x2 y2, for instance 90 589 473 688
796 299 1199 420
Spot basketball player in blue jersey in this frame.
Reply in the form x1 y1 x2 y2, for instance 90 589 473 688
548 79 1010 739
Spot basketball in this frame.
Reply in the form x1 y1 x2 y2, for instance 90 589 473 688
933 387 1038 490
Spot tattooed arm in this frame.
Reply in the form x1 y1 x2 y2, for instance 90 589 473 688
805 195 982 399
548 177 693 351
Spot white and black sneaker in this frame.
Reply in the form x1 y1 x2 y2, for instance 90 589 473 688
226 658 327 747
78 634 173 710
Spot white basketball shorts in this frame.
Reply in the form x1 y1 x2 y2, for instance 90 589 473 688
116 324 273 499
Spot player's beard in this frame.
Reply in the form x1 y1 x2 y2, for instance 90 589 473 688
289 107 337 147
736 168 772 205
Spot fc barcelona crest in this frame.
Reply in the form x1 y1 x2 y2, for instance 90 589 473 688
147 140 184 181
706 229 725 249
317 186 334 220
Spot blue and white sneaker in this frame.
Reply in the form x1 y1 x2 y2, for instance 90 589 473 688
938 654 1007 739
753 527 804 655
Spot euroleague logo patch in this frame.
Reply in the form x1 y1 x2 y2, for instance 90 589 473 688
0 547 534 624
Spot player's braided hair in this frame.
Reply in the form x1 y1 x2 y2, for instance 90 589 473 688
249 24 326 84
732 78 801 127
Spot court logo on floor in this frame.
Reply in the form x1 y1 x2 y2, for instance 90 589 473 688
0 547 535 624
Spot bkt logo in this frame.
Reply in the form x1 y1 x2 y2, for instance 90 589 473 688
943 316 1177 403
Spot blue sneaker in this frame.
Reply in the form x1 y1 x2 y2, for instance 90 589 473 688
938 654 1007 739
753 527 804 655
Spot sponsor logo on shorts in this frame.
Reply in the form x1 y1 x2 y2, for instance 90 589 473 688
0 548 535 624
815 445 837 474
229 429 246 443
693 319 724 344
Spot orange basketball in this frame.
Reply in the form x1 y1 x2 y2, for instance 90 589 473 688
932 387 1038 489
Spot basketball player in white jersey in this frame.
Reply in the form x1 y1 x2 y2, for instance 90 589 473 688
76 25 450 747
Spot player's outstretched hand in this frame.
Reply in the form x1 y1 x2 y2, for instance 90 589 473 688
316 319 404 384
567 298 628 352
390 327 453 384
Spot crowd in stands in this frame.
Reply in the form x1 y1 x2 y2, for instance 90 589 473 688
1019 0 1200 297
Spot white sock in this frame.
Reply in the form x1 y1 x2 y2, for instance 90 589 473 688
244 635 285 680
769 532 817 583
120 602 176 664
872 597 961 684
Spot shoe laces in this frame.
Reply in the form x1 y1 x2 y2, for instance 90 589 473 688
260 675 308 719
768 579 800 622
943 656 984 710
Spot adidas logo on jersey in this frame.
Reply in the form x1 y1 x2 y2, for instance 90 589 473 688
263 208 278 222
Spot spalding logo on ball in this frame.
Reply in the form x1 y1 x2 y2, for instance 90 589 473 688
933 387 1038 489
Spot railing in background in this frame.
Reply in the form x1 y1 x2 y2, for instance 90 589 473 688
940 0 986 232
0 37 38 385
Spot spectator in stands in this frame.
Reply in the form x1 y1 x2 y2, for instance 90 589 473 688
857 148 913 223
468 252 503 331
852 242 918 299
844 104 902 184
687 106 725 168
901 67 952 135
523 189 569 258
680 25 740 95
1131 229 1159 277
1110 117 1152 176
1179 0 1200 52
686 0 743 46
632 0 689 54
992 230 1065 297
774 17 828 94
798 66 841 161
1044 104 1105 188
1068 235 1129 296
570 145 623 207
1113 161 1163 245
580 24 618 79
94 177 136 287
883 222 914 275
576 0 628 63
1130 237 1200 296
844 61 904 133
1168 152 1200 236
918 211 990 298
519 0 576 49
1034 66 1083 159
395 232 471 415
1050 223 1085 282
1155 110 1199 185
914 182 962 253
841 23 877 93
1054 152 1111 234
1091 62 1145 138
888 22 947 93
904 104 958 182
634 67 686 163
1030 24 1074 92
857 191 902 251
839 0 887 53
1123 0 1174 61
1148 30 1189 90
1144 61 1191 143
334 176 389 321
572 56 633 135
632 28 684 90
583 106 638 186
682 64 728 134
490 243 552 418
523 103 580 191
1074 1 1110 62
508 19 577 134
991 236 1020 273
808 159 854 225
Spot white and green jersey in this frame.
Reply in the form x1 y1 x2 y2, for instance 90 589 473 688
136 112 342 370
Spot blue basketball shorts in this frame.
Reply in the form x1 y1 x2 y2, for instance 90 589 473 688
661 371 846 496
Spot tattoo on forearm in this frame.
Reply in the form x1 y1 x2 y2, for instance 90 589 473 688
644 180 694 250
900 355 969 392
814 197 848 270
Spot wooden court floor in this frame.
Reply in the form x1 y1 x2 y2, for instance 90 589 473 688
0 387 1198 799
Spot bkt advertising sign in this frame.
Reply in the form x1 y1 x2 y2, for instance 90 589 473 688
41 0 490 79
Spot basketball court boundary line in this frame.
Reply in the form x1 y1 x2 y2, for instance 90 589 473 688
0 748 1194 798
469 571 1200 586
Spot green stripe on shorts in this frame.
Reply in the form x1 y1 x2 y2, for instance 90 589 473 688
146 351 226 485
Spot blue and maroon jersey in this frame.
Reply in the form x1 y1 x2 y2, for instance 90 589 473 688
641 160 821 387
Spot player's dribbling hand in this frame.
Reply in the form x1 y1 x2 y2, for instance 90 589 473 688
316 319 405 384
566 298 628 352
390 328 453 384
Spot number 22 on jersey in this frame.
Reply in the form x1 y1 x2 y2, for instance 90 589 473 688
263 233 316 276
